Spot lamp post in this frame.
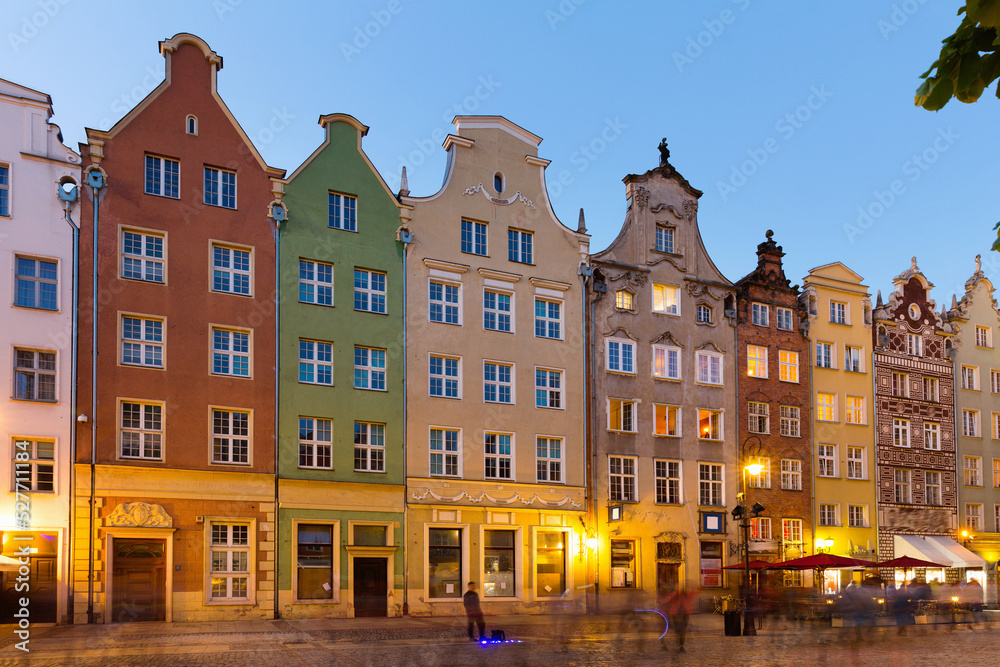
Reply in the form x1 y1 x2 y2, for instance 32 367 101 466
732 435 765 636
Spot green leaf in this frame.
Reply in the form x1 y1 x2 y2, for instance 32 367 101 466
924 76 956 110
957 53 982 90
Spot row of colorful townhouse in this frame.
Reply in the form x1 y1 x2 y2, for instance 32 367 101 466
2 33 998 626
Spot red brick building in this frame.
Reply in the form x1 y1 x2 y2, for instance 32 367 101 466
734 231 812 573
74 34 284 623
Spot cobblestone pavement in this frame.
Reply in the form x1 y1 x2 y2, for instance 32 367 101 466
2 613 999 666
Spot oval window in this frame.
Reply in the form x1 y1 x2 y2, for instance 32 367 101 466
494 172 504 195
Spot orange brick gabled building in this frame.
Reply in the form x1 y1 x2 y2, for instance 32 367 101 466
74 34 284 623
734 231 812 577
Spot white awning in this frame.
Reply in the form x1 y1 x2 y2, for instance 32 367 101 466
924 536 986 569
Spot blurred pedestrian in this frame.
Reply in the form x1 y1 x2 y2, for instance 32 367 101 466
464 582 486 641
665 584 696 653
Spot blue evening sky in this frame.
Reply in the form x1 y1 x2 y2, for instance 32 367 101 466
4 0 998 304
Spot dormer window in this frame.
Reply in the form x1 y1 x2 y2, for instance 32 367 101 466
615 290 634 311
697 304 712 324
186 115 198 135
655 225 674 254
493 172 504 195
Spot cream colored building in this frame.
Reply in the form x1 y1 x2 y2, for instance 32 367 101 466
800 263 877 591
400 116 589 616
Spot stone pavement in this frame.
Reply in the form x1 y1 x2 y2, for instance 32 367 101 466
2 612 1000 666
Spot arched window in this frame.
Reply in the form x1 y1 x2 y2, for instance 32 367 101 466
493 172 504 194
186 115 198 135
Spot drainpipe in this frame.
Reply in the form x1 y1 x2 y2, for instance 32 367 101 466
577 263 593 613
84 167 105 624
270 202 286 619
58 180 79 623
398 225 411 616
588 273 604 614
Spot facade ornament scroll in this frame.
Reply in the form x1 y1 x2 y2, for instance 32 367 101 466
634 186 649 210
606 270 648 287
410 488 582 508
107 502 173 528
685 282 720 301
683 199 698 221
463 183 536 209
645 255 687 272
648 202 683 219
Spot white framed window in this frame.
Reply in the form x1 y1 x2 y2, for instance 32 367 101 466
120 401 163 460
967 503 983 531
204 166 236 209
995 460 1000 488
535 368 562 409
653 404 680 437
907 333 923 357
923 377 939 401
844 346 862 372
695 351 723 385
893 418 910 447
698 463 724 506
847 446 865 479
845 395 865 425
329 192 358 231
818 444 837 477
816 392 836 421
750 517 772 541
924 422 941 450
482 528 515 598
609 456 637 501
776 307 793 331
926 471 942 505
299 339 333 385
830 300 847 324
429 280 460 325
507 229 533 264
211 244 251 295
848 505 867 528
609 398 637 432
654 225 674 253
652 283 680 315
429 427 460 477
698 409 722 440
13 349 56 402
427 526 464 600
429 354 461 398
965 456 983 486
354 269 386 313
606 338 636 374
815 341 833 368
779 350 799 382
534 298 562 339
782 519 802 545
696 304 712 323
460 219 487 255
354 421 385 472
484 432 513 480
994 413 1000 440
751 302 769 326
779 405 800 437
819 503 839 526
748 401 769 434
748 457 770 489
212 408 250 465
209 523 251 601
962 366 980 391
144 155 179 198
655 459 681 504
122 229 165 283
298 417 332 469
299 259 333 306
536 436 563 483
0 164 8 216
992 370 1000 394
652 345 681 380
780 459 801 490
121 315 164 368
614 290 634 311
963 409 981 437
894 469 911 503
12 438 55 493
14 256 58 310
891 371 908 397
484 361 513 404
212 327 250 377
976 325 992 347
354 346 387 391
483 289 513 333
747 345 768 378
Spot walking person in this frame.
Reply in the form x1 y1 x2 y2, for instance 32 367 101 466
665 584 696 653
464 582 486 641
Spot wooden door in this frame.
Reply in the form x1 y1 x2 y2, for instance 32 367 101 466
112 539 166 622
0 558 57 623
657 562 680 591
353 558 387 618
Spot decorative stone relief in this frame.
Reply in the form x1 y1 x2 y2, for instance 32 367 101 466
634 186 649 209
649 202 683 219
463 183 535 209
107 502 173 528
410 488 582 508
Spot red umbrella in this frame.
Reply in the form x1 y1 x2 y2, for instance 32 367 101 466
769 553 871 570
873 555 947 569
723 559 774 570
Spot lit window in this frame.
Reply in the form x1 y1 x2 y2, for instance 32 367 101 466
536 437 563 483
484 361 513 404
609 398 637 432
144 155 179 198
535 368 562 409
818 444 836 477
698 463 723 506
655 460 681 504
782 519 802 545
299 340 333 385
429 428 460 476
12 439 54 492
610 538 637 589
609 456 637 501
652 345 681 380
354 346 386 391
299 260 333 306
122 230 165 283
847 446 865 479
779 350 798 382
14 256 58 310
700 541 723 587
696 351 723 385
209 523 250 600
120 402 162 460
748 457 770 489
428 528 462 598
748 401 769 434
614 290 633 311
204 167 236 209
354 269 386 313
461 219 487 255
926 471 941 505
534 298 562 339
212 245 251 295
429 281 460 324
429 355 460 398
816 392 836 421
845 395 864 424
652 283 679 315
654 404 680 437
655 225 674 253
607 339 635 374
212 409 250 465
780 459 801 490
893 418 910 447
698 409 722 440
484 432 513 480
298 417 332 469
483 290 512 332
776 307 793 331
750 517 771 540
14 349 56 402
747 345 768 378
328 192 357 231
830 301 847 324
924 422 940 450
536 531 568 596
212 328 250 377
507 229 532 264
779 406 800 437
751 303 769 326
354 421 385 472
483 530 514 598
121 316 164 368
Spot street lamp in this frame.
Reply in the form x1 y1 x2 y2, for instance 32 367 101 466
816 537 834 554
732 435 765 636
